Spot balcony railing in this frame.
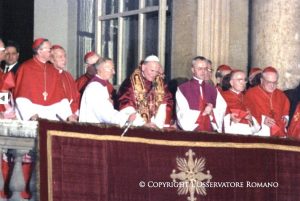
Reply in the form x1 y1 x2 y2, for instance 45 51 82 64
1 119 300 201
0 120 37 201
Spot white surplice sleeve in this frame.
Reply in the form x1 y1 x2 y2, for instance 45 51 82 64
176 88 200 131
79 82 128 126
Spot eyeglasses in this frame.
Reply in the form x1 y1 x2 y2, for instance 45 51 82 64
193 67 208 71
104 66 115 72
232 78 248 83
39 47 51 52
207 68 214 72
262 78 278 85
0 47 5 52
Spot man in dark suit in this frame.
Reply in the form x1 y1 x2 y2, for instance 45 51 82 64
2 40 20 74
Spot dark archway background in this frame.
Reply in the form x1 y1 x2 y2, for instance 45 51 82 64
0 0 34 63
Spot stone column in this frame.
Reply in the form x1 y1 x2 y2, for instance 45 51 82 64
171 0 249 79
251 0 300 90
29 160 36 201
196 0 231 67
197 0 250 71
9 150 28 201
171 0 198 78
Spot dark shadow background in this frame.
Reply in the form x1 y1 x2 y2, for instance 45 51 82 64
0 0 34 63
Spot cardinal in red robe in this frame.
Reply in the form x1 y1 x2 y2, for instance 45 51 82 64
221 70 260 135
50 45 80 120
245 67 290 137
13 38 72 121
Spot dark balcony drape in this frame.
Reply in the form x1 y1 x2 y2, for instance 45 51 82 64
38 119 300 201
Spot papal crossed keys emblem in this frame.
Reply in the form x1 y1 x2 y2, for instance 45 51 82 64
170 149 212 201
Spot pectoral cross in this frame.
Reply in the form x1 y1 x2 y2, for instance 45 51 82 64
43 91 48 101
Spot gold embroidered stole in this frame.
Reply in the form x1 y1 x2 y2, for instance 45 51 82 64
130 69 165 123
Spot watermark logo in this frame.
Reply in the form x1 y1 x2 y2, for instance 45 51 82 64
0 92 8 104
170 149 212 201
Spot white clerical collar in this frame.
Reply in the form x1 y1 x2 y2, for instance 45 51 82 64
230 88 241 94
6 62 18 71
54 67 64 74
193 76 204 85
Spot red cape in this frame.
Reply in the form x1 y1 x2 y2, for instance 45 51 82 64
14 57 66 106
0 71 15 112
0 71 15 91
118 75 173 124
60 71 80 113
221 90 249 124
245 85 290 136
75 66 96 95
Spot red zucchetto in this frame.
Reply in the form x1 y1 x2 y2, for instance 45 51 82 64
51 44 64 50
249 67 262 79
263 66 278 74
217 64 232 72
32 38 47 50
84 51 97 63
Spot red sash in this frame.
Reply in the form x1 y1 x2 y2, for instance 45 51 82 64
196 82 212 132
270 120 286 137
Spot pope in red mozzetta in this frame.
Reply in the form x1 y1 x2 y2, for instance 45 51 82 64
118 55 173 129
13 38 72 120
245 66 290 137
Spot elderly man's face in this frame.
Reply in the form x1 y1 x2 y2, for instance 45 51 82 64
38 41 52 62
230 71 247 92
142 61 161 82
51 48 67 70
261 72 278 93
0 40 6 62
99 60 115 80
192 60 208 80
204 63 213 81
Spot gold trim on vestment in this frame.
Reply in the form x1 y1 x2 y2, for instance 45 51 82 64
130 68 165 122
294 112 300 122
47 130 54 201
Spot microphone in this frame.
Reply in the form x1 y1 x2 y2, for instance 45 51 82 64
121 121 133 137
56 114 65 122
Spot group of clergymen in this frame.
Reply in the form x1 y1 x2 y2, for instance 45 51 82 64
0 38 300 139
